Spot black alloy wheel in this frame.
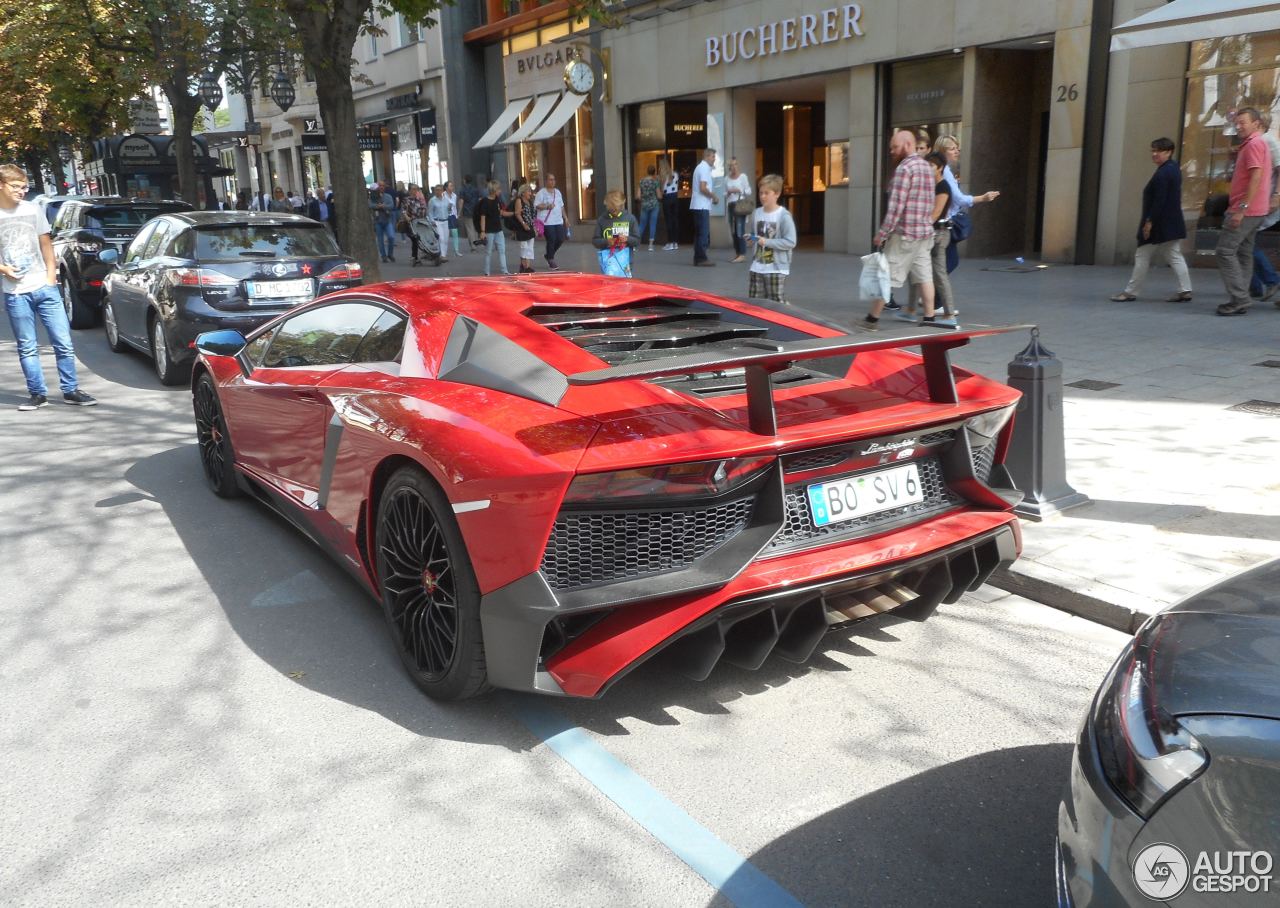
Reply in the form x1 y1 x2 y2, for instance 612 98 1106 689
102 294 127 353
375 467 489 700
192 373 241 498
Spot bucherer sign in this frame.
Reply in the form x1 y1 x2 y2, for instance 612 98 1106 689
706 4 865 67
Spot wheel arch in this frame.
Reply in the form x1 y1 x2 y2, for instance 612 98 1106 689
362 453 452 586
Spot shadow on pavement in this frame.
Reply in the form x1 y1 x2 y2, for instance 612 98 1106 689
120 444 533 750
1077 498 1280 542
715 743 1071 908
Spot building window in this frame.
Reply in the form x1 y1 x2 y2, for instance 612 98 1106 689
399 16 421 46
1181 32 1280 215
368 31 378 59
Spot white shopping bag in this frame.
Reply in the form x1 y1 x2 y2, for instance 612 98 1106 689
858 251 890 302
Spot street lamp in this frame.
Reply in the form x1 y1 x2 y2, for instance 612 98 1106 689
198 69 223 110
269 65 295 112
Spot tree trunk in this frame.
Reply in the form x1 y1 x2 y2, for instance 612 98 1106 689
312 67 380 280
24 150 46 194
284 0 381 282
45 136 67 193
165 77 203 206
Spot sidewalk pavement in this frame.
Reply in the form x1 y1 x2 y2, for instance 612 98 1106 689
383 234 1280 632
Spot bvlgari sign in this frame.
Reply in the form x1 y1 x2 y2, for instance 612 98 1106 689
706 4 865 67
503 42 586 97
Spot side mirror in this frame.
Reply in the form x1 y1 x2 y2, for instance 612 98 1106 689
195 329 247 358
97 248 119 264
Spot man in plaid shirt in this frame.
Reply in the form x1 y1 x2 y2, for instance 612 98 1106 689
860 129 949 330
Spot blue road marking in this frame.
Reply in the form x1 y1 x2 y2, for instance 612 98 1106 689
514 699 805 908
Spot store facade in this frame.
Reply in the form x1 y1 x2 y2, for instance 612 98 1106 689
593 0 1279 265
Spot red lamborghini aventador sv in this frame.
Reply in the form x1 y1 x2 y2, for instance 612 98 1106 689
190 274 1025 700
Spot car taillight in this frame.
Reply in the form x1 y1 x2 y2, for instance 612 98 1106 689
562 455 774 504
76 239 104 253
319 262 362 282
170 267 238 288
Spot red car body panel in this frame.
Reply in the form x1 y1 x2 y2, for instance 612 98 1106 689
194 273 1025 698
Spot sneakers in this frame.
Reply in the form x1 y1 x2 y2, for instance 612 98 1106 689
858 315 880 331
695 260 716 267
892 307 917 323
930 317 960 328
885 297 900 311
18 393 47 411
648 243 655 252
547 260 560 271
1109 292 1137 302
63 389 98 406
1166 291 1193 303
1216 301 1250 316
1261 283 1280 302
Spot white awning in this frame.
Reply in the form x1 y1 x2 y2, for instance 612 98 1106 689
501 94 561 145
1111 0 1280 51
525 93 589 143
472 97 531 150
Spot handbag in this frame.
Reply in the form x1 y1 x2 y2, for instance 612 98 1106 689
733 197 754 216
858 251 890 302
949 208 972 245
534 212 547 238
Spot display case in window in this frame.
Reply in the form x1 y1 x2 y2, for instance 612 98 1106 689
826 141 850 187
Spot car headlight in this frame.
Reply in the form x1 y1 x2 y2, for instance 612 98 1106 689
1092 632 1208 818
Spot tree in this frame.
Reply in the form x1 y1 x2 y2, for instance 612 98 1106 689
276 0 613 281
0 0 143 188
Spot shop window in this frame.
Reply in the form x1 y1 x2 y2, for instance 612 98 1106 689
825 141 849 188
1181 33 1280 216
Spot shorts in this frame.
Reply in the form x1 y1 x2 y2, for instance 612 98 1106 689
883 233 933 288
748 270 788 303
519 239 536 259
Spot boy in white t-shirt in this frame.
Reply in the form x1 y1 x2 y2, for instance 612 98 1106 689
746 173 797 304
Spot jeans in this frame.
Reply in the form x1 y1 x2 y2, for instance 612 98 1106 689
543 223 566 263
692 209 710 263
662 195 680 245
484 231 508 276
1124 240 1192 295
4 284 78 395
1216 215 1264 307
1249 243 1278 296
730 212 747 257
375 219 396 259
637 206 659 245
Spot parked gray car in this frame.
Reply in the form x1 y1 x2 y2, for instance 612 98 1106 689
1057 559 1280 906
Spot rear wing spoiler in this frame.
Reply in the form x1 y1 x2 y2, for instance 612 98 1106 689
568 324 1033 436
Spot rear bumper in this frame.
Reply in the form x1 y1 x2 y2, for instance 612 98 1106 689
480 511 1020 697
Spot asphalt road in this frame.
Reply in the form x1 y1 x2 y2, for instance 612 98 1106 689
0 306 1131 906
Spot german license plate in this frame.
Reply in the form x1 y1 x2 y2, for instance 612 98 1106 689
806 463 925 528
247 279 312 298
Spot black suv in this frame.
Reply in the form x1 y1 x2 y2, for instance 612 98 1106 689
51 198 192 327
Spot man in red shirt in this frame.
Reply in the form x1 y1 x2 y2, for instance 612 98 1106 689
1216 107 1274 315
859 130 948 330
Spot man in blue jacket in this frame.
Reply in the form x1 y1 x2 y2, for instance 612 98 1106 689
1110 137 1193 303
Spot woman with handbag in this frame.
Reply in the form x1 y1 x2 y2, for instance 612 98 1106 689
513 184 539 273
725 157 753 263
933 135 999 278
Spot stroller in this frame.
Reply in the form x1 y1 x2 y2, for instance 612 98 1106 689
408 217 444 266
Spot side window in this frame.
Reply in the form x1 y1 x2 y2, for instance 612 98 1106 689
260 303 386 369
141 220 172 259
166 228 193 259
125 222 157 264
53 204 78 234
352 310 407 364
243 327 276 366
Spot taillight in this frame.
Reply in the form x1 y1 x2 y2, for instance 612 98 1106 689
563 455 774 503
319 262 362 282
170 267 238 288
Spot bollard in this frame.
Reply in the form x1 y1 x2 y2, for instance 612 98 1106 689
1005 328 1089 521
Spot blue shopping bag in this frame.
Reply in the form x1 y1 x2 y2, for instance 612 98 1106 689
598 247 632 278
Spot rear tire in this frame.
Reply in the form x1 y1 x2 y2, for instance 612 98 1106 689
102 294 127 353
150 315 187 386
375 467 489 700
192 373 242 498
61 273 95 329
